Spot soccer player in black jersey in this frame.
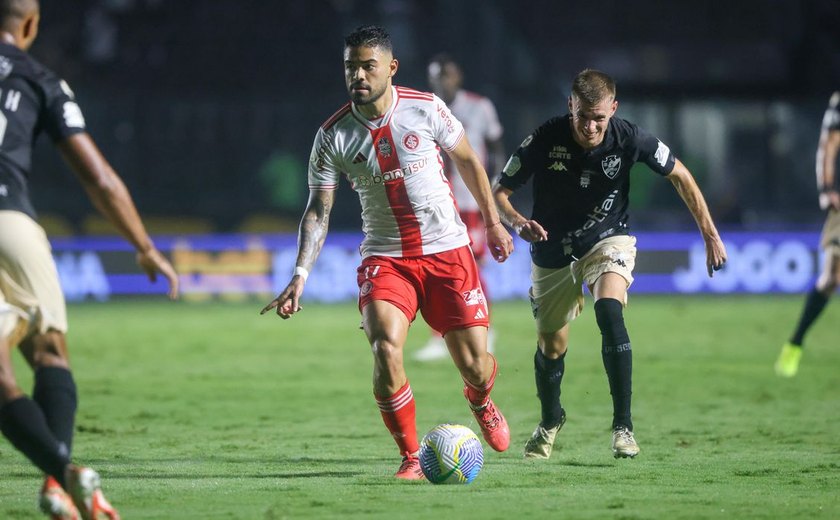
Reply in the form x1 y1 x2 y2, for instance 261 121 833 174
0 1 178 518
493 69 727 459
775 91 840 377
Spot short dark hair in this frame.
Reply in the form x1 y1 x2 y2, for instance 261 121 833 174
571 69 616 106
344 25 392 53
0 0 37 24
429 53 459 70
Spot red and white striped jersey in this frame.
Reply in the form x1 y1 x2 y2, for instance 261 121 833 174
308 86 469 258
446 90 503 212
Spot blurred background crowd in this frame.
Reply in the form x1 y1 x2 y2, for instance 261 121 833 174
28 0 840 236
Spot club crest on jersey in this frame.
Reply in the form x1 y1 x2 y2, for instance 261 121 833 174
462 288 486 306
402 132 420 150
376 137 393 158
601 155 621 178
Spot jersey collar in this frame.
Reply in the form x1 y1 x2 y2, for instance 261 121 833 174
351 86 397 130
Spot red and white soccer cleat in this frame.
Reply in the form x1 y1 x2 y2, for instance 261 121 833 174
394 455 425 480
470 397 510 452
39 476 80 520
65 467 120 520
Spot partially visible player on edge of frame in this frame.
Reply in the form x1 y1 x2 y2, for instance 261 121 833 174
492 69 726 460
775 91 840 377
0 1 179 518
260 25 514 480
414 53 505 362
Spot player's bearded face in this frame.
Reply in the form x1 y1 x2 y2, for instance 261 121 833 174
344 45 395 106
569 95 617 149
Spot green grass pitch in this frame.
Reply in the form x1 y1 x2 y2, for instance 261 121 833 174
1 296 838 519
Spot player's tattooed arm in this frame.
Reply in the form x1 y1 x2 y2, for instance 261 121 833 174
667 159 727 276
261 188 334 318
296 188 335 272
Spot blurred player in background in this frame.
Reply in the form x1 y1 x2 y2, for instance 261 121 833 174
414 54 505 362
0 1 179 518
493 69 726 460
261 25 513 480
775 91 840 377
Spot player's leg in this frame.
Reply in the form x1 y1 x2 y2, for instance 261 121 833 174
776 246 839 377
444 326 509 452
361 300 422 479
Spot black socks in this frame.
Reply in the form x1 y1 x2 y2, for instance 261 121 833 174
0 397 70 486
790 288 829 347
33 366 77 456
595 298 633 431
534 347 566 428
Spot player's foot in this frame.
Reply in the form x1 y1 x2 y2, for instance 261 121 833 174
524 413 566 459
413 336 448 361
774 342 802 378
39 476 80 520
394 455 424 480
470 398 510 452
65 467 120 520
611 426 639 459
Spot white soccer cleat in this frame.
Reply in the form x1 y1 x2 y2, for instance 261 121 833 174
413 336 448 361
611 426 640 458
66 467 120 520
524 415 566 460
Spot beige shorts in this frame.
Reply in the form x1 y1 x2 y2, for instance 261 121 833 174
529 235 636 333
821 209 840 256
0 211 67 342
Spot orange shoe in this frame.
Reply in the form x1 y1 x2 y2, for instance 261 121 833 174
470 398 510 452
65 467 120 520
394 455 424 480
39 476 80 520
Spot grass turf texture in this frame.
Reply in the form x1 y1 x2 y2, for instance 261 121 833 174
1 296 838 519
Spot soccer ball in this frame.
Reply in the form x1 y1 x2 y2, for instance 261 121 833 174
419 424 484 484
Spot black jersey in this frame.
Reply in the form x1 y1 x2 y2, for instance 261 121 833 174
499 115 676 268
0 42 86 219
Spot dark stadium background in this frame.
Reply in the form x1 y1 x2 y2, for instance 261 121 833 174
22 0 840 300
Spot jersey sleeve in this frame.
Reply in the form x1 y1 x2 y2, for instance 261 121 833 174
823 92 840 132
431 94 465 152
498 132 539 191
633 125 676 176
479 97 503 142
40 76 87 142
307 127 341 190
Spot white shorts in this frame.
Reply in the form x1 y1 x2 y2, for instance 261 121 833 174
821 209 840 257
529 235 636 333
0 211 67 342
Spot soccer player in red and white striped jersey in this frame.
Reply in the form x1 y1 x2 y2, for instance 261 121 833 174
261 25 514 479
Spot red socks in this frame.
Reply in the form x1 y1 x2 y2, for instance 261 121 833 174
375 381 418 456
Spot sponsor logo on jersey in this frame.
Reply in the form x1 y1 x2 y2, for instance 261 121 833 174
402 132 420 150
654 141 670 168
59 80 76 99
549 146 571 159
435 103 457 134
548 161 567 172
376 136 393 158
473 308 486 320
503 155 521 176
311 129 335 172
352 152 367 164
354 157 429 187
519 134 534 148
462 287 486 306
601 154 621 178
580 171 591 188
0 56 12 80
572 189 619 238
62 102 86 128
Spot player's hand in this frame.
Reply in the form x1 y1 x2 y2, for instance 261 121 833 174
514 220 548 243
486 222 514 263
136 247 179 300
705 236 727 277
260 276 306 319
819 190 840 212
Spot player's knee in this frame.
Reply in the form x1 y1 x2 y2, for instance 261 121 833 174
370 337 402 363
594 298 629 345
19 330 70 370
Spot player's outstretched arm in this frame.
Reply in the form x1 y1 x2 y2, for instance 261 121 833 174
666 159 727 277
492 182 548 243
57 133 179 299
260 189 335 319
446 137 513 262
816 117 840 212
